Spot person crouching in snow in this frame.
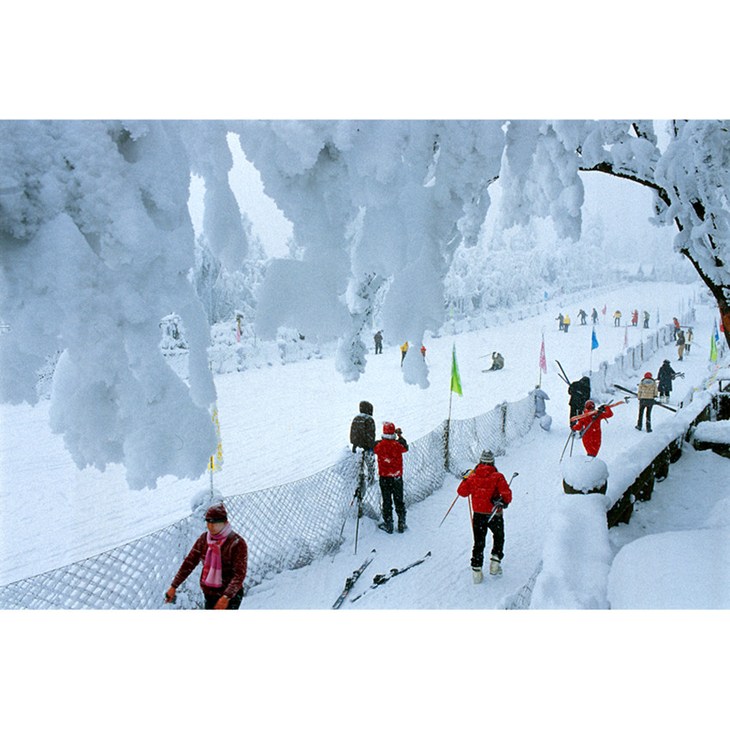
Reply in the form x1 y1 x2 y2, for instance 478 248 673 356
373 422 409 533
164 503 247 609
457 450 512 582
570 399 613 457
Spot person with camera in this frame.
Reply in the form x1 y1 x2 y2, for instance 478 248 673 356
373 422 409 533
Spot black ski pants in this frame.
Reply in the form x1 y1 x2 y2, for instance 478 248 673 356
203 588 244 610
379 476 406 527
471 512 505 568
637 399 654 430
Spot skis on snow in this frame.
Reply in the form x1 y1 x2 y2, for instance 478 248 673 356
332 549 376 609
350 551 432 604
613 383 678 412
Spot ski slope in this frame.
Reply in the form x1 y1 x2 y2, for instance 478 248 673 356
3 280 727 613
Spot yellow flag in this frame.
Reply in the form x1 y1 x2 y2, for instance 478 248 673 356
210 406 223 472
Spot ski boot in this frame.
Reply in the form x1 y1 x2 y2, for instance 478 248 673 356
489 556 503 576
397 520 407 533
472 567 483 584
378 522 393 534
635 424 642 431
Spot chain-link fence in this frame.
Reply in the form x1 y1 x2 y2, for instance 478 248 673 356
0 394 537 609
0 318 694 609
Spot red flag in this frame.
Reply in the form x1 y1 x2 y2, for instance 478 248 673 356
623 326 628 349
539 335 547 373
602 304 607 315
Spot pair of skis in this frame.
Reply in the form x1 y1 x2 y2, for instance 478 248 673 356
331 550 432 608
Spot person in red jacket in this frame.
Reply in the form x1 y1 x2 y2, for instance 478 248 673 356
570 399 613 457
164 503 248 609
373 421 409 533
457 450 513 582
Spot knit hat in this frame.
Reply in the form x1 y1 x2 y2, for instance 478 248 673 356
382 421 396 436
205 503 228 523
644 372 652 379
479 450 495 465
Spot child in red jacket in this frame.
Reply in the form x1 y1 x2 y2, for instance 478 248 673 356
570 400 613 456
457 450 512 582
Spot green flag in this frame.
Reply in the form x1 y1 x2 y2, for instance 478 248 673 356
710 330 718 362
450 344 463 395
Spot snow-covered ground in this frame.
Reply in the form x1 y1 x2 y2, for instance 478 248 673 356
2 281 728 616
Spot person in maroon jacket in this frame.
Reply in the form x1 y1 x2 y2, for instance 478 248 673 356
457 450 513 582
164 503 248 609
373 421 409 533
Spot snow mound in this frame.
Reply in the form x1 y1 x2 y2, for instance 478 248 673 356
692 420 730 444
561 454 608 492
608 528 730 608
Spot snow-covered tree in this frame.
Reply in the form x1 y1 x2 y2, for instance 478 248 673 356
3 119 730 488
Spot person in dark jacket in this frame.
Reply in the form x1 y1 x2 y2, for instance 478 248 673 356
591 308 599 325
578 309 588 325
350 400 376 483
486 351 504 370
643 310 650 329
373 421 409 533
457 450 513 582
165 503 247 609
657 359 677 403
568 376 591 420
677 329 686 360
373 330 383 354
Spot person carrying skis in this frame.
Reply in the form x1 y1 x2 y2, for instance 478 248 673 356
568 375 591 420
578 309 587 325
677 328 686 361
350 400 376 484
591 307 599 325
635 372 658 432
570 399 613 457
457 450 512 582
164 503 248 610
613 310 622 327
373 422 409 534
487 351 504 370
373 330 383 354
658 359 677 403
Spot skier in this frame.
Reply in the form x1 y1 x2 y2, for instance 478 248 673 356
635 371 658 432
563 313 571 332
578 309 587 325
532 385 552 431
591 307 599 325
643 310 650 329
686 327 693 353
400 341 409 366
420 344 427 358
657 359 677 403
164 503 248 610
568 375 591 420
456 450 513 582
374 330 383 354
631 309 639 327
556 313 564 331
350 400 376 483
373 422 409 534
486 351 504 371
677 329 686 361
613 310 622 327
571 400 613 457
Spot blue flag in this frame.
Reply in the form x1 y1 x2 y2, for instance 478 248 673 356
591 327 599 350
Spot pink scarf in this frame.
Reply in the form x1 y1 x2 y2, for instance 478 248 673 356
202 523 232 588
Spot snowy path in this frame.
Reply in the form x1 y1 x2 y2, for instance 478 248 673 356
0 281 708 592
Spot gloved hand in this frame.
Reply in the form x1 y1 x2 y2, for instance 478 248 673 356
164 587 176 604
493 497 505 508
214 595 230 610
598 405 606 413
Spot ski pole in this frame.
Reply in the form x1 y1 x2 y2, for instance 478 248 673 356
438 494 460 527
507 471 518 486
559 431 574 462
